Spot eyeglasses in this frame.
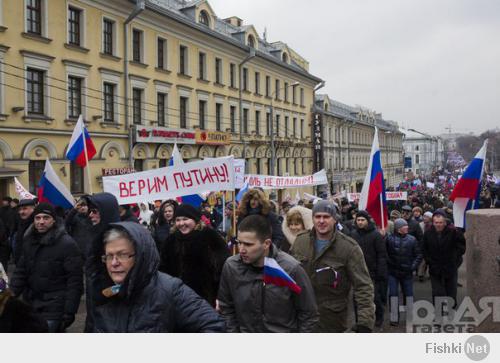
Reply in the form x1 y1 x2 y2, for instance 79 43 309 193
89 208 99 215
101 253 136 263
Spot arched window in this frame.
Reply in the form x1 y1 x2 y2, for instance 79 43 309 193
198 10 210 27
282 52 289 63
248 34 256 48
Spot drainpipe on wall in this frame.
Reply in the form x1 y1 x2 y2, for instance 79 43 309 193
124 0 145 168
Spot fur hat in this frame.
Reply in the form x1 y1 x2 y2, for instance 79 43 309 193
423 211 433 219
390 210 401 218
33 202 56 219
394 218 408 231
18 199 36 207
174 204 201 222
355 210 371 220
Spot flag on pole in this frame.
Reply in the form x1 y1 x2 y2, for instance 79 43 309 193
359 128 388 229
14 177 35 200
263 257 302 294
169 143 204 207
235 182 249 203
66 115 96 167
37 159 75 209
450 140 488 228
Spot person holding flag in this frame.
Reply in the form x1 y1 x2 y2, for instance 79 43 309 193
218 214 318 332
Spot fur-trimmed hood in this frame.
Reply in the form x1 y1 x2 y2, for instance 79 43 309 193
282 206 313 246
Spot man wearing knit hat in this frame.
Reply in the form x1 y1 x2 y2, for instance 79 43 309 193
10 202 83 332
291 200 375 332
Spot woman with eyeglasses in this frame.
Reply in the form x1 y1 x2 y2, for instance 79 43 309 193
159 204 229 307
85 221 225 333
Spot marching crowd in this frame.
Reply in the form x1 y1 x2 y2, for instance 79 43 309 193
0 169 498 333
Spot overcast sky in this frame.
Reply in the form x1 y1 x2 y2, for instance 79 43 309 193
209 0 500 136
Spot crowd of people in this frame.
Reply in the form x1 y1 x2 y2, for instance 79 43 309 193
0 168 498 333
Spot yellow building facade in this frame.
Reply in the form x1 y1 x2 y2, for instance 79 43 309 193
0 0 322 199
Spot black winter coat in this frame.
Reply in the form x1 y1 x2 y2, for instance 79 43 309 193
12 214 34 265
0 218 9 269
386 233 423 277
349 222 388 281
65 209 93 256
422 225 466 277
86 222 225 332
159 227 230 307
10 221 84 321
0 290 48 332
406 217 424 243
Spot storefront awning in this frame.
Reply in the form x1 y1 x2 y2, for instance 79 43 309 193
0 167 25 178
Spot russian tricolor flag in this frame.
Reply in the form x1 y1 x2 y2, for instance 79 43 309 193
37 159 75 209
450 140 488 228
169 143 204 207
66 115 96 167
359 128 388 229
263 257 302 294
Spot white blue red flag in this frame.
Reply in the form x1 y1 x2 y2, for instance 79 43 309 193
38 159 75 209
263 257 302 294
450 140 488 228
66 115 96 167
169 143 205 207
359 128 388 229
235 182 249 203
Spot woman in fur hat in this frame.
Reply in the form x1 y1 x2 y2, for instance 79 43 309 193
282 206 313 252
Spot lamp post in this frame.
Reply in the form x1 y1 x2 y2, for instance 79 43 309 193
269 81 300 176
238 49 256 172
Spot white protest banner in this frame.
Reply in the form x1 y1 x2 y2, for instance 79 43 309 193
243 169 328 190
348 191 407 202
233 159 246 189
103 156 235 205
14 177 35 200
426 182 435 189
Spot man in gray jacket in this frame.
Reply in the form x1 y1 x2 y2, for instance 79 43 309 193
218 214 318 332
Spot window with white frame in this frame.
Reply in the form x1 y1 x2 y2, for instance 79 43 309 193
157 37 167 70
157 92 167 126
132 28 144 63
179 45 189 75
68 5 84 47
102 17 116 55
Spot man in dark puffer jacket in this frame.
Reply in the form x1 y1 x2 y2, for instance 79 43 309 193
10 203 84 332
86 221 225 332
349 210 388 328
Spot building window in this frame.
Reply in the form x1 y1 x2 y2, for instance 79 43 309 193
198 10 210 26
157 37 167 69
215 58 222 84
134 159 144 172
284 116 289 137
254 72 260 94
275 115 280 136
68 6 81 46
159 159 168 168
70 163 84 194
293 117 297 137
132 88 142 125
255 110 260 135
68 76 82 118
266 112 271 136
265 76 271 97
157 92 166 127
300 87 305 106
275 79 280 100
282 52 288 63
242 67 248 91
243 108 249 134
179 45 188 75
215 103 222 131
27 68 44 115
29 160 45 194
284 82 289 102
102 18 114 55
230 63 236 88
26 0 42 35
415 154 420 164
248 34 256 48
103 82 115 122
198 52 206 80
292 86 297 104
132 29 142 63
300 119 304 138
230 105 236 132
179 96 188 128
199 100 206 129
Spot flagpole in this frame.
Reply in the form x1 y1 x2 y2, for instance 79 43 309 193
379 193 385 230
222 192 226 233
232 190 237 255
81 116 93 194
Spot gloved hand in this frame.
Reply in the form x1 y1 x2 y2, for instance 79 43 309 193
353 324 372 333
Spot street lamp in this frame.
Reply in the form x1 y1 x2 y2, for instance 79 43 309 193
238 49 256 172
269 81 300 176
